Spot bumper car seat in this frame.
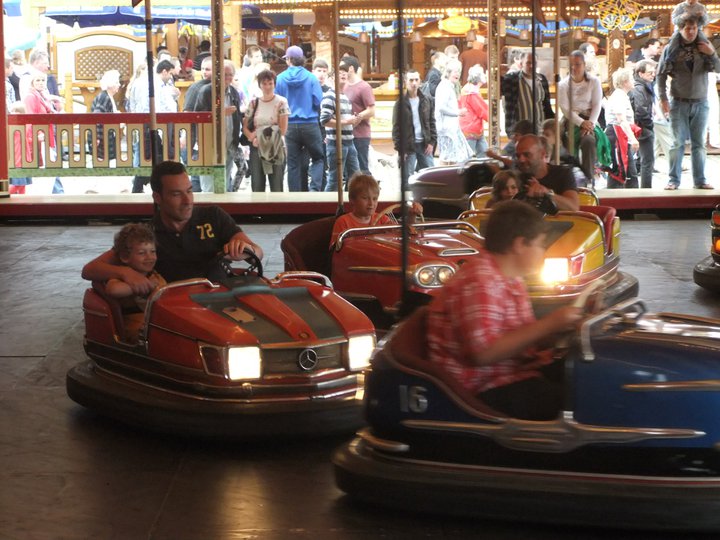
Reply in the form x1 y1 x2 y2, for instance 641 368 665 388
280 216 336 277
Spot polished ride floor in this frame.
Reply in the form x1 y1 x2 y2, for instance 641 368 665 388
1 219 719 539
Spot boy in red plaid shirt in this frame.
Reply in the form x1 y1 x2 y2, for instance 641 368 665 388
428 200 582 420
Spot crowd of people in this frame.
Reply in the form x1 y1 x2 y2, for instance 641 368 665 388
6 0 720 195
5 49 64 194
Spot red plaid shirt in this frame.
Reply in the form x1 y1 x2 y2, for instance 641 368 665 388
427 249 551 394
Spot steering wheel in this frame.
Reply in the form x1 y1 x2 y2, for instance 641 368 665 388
572 279 606 315
241 247 263 277
555 280 607 350
212 247 264 279
372 204 401 226
370 204 425 226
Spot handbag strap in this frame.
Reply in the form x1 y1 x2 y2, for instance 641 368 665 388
250 97 260 125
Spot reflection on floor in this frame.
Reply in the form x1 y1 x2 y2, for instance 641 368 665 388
1 220 719 538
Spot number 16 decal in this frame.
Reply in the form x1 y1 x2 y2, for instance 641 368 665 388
399 385 428 413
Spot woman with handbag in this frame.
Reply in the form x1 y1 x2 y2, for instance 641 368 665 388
242 69 289 192
604 67 640 189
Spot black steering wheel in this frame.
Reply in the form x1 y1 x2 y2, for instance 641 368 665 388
211 247 263 280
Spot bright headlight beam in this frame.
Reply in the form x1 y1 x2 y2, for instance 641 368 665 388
541 258 570 285
227 346 262 380
348 334 375 371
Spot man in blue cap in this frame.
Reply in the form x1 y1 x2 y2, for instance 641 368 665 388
275 45 325 192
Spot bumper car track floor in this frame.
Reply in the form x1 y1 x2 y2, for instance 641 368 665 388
1 219 719 538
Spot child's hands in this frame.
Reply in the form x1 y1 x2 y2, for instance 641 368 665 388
409 201 424 216
699 42 716 56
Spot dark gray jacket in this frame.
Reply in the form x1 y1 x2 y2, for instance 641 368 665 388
392 90 437 153
629 75 655 132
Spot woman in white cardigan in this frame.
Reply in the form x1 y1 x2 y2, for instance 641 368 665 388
434 59 473 165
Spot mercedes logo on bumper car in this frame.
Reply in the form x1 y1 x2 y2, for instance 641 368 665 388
298 348 319 371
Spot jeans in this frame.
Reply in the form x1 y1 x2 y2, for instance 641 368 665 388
285 122 324 192
325 139 359 192
199 175 215 193
404 142 435 183
637 130 655 189
52 177 64 194
353 137 371 173
225 149 234 193
467 136 488 158
249 147 284 192
132 136 141 168
668 100 709 187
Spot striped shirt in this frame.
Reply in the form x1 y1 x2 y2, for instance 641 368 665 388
320 88 353 141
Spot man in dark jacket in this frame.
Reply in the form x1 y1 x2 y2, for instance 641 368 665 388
194 60 243 192
393 70 437 182
183 57 213 192
422 52 446 99
629 60 657 189
501 52 554 135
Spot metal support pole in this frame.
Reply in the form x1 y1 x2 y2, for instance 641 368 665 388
487 0 501 149
333 0 344 215
211 0 225 191
144 0 161 166
0 11 8 197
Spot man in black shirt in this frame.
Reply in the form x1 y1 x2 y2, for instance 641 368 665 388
82 161 263 293
515 135 579 211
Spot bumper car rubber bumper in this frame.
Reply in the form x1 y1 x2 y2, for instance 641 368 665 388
694 256 720 293
333 436 720 531
67 361 364 439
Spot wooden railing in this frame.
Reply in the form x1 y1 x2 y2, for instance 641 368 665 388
7 111 227 191
62 73 195 113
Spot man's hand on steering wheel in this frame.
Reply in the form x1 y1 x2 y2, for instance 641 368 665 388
544 305 584 334
223 235 264 261
213 247 264 278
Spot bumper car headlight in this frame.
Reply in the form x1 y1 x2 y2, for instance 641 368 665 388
347 334 375 371
227 346 262 381
436 266 454 284
541 258 570 285
414 265 455 288
417 267 435 286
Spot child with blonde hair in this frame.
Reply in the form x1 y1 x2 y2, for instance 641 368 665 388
331 173 422 245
